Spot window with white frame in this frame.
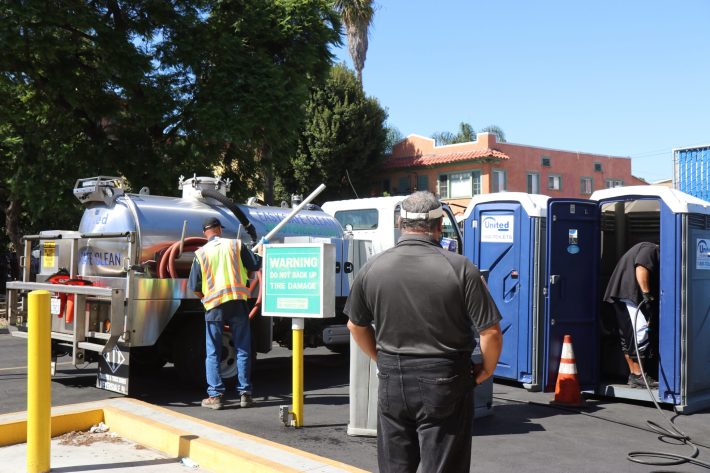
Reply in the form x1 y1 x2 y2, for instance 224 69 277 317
527 172 540 194
492 169 507 192
580 176 593 195
438 171 481 198
548 174 562 191
606 179 624 188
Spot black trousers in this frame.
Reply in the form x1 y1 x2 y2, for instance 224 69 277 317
376 351 474 473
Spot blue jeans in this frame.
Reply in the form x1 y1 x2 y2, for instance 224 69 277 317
205 305 252 398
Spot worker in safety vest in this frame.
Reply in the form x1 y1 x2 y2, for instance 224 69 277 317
188 216 262 410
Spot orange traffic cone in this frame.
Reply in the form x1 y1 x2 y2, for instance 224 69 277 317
552 335 585 406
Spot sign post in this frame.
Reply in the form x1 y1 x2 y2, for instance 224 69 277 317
262 243 335 427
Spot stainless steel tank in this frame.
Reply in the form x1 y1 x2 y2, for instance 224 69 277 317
53 176 344 346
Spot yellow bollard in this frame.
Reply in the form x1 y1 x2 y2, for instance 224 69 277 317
292 318 304 427
27 290 51 473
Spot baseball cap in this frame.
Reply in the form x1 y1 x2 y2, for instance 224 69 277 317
202 217 224 231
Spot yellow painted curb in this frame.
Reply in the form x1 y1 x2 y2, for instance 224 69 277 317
0 409 103 447
0 400 370 473
119 398 370 473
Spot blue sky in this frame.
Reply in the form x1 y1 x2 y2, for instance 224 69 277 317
332 1 710 183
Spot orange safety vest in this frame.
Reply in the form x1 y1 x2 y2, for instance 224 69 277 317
195 238 250 311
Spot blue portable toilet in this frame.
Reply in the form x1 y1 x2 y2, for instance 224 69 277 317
465 194 603 393
588 186 710 413
463 192 550 390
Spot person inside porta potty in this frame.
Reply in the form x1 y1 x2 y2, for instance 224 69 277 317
603 242 660 388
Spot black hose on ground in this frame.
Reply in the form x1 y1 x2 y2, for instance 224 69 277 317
200 188 257 245
625 300 710 469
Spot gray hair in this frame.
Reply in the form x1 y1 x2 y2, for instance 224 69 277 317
400 191 442 232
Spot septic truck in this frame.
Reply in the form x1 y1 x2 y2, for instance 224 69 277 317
5 175 370 394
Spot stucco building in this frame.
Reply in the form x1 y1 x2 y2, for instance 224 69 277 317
378 132 647 215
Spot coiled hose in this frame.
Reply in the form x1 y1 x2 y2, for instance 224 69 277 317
626 300 710 469
157 237 263 320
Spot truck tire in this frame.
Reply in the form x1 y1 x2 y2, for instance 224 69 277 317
172 316 239 388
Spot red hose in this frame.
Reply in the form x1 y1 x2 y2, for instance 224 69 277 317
248 270 262 319
157 237 207 278
158 238 261 320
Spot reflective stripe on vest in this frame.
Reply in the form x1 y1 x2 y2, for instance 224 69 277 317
195 238 250 311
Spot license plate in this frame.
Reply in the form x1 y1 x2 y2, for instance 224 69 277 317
50 297 61 315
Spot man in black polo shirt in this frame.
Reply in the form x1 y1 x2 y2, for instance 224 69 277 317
345 191 503 473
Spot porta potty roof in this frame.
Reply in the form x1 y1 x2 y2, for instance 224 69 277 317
462 192 549 221
590 186 710 215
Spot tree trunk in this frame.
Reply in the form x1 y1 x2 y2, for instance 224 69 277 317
5 198 22 277
260 144 274 205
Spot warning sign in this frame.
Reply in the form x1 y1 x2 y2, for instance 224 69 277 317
43 241 56 269
97 344 130 394
262 243 335 319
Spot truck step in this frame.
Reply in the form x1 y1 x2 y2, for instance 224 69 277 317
77 341 106 353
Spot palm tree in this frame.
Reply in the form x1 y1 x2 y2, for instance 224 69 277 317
334 0 374 84
432 122 507 145
432 122 476 145
480 125 506 143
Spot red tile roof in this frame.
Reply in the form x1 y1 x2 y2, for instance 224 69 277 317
383 148 510 169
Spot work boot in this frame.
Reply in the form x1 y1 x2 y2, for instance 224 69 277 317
201 395 223 410
240 393 253 408
628 373 659 389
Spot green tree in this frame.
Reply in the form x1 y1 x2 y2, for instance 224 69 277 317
0 0 341 251
384 124 404 154
0 1 190 251
334 0 374 84
480 125 507 143
432 122 506 145
171 0 341 204
277 64 387 202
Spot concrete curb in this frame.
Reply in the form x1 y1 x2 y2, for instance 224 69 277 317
0 398 369 473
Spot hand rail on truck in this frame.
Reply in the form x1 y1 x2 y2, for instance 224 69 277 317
7 231 134 367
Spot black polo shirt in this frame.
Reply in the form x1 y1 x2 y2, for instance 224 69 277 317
344 234 502 356
603 241 659 306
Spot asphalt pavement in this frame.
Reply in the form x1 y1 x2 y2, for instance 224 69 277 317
1 328 710 472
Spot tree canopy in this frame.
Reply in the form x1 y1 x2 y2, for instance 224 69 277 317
276 63 387 202
432 121 506 145
0 0 341 250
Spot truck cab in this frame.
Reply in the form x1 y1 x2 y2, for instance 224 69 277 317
321 196 463 255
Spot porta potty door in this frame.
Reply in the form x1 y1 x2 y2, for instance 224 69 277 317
544 199 599 392
468 202 529 382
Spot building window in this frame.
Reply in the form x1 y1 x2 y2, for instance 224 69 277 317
397 176 410 194
548 174 562 191
606 179 624 188
438 171 481 198
491 169 507 192
416 175 428 191
527 172 540 194
594 162 603 172
580 176 593 195
542 156 551 167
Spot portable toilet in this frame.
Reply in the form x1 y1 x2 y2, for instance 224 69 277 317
589 186 710 413
464 193 602 393
463 192 550 391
